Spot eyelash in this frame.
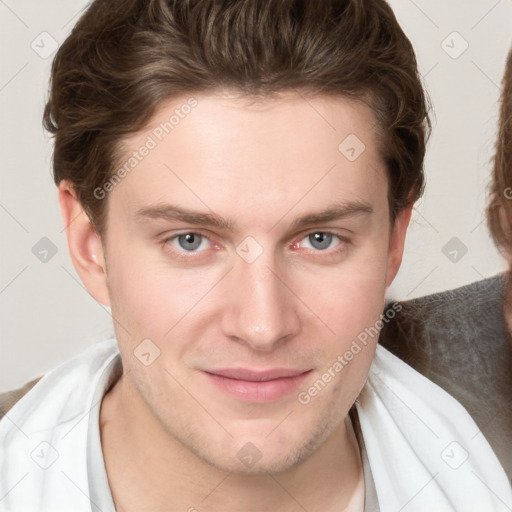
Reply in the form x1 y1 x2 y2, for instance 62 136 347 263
160 230 351 260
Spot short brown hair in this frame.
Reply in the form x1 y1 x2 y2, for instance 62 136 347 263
43 0 430 237
488 49 512 255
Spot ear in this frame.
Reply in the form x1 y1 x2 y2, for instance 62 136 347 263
385 206 413 288
58 180 110 306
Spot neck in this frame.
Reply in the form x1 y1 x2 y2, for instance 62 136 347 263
100 372 365 512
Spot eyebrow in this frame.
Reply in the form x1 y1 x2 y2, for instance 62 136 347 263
288 200 373 231
134 200 374 232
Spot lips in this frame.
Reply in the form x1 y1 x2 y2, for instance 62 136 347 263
202 367 312 402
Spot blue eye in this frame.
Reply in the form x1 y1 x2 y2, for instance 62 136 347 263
302 232 339 251
172 233 210 252
308 232 333 250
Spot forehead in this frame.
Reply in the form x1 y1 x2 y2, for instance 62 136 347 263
110 90 388 226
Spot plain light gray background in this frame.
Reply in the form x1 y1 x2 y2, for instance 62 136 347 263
1 0 511 390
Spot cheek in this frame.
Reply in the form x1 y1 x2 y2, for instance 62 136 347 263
105 243 212 340
296 263 385 410
295 246 389 342
308 276 385 382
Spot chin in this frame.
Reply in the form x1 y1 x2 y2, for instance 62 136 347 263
189 418 336 476
197 445 306 476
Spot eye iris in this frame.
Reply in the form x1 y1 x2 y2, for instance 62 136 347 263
178 233 202 251
309 232 332 250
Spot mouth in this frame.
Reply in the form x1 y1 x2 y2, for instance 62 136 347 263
201 367 313 403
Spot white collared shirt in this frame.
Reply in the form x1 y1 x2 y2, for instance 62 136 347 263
0 338 510 511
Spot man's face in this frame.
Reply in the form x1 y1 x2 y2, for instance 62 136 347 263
98 91 407 473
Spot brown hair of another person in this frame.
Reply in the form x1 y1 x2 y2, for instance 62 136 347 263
488 49 512 257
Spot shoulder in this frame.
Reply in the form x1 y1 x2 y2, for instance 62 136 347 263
379 273 512 481
0 338 120 510
380 274 509 371
0 338 120 428
0 376 43 421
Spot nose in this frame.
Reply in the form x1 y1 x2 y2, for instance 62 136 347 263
220 253 302 352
